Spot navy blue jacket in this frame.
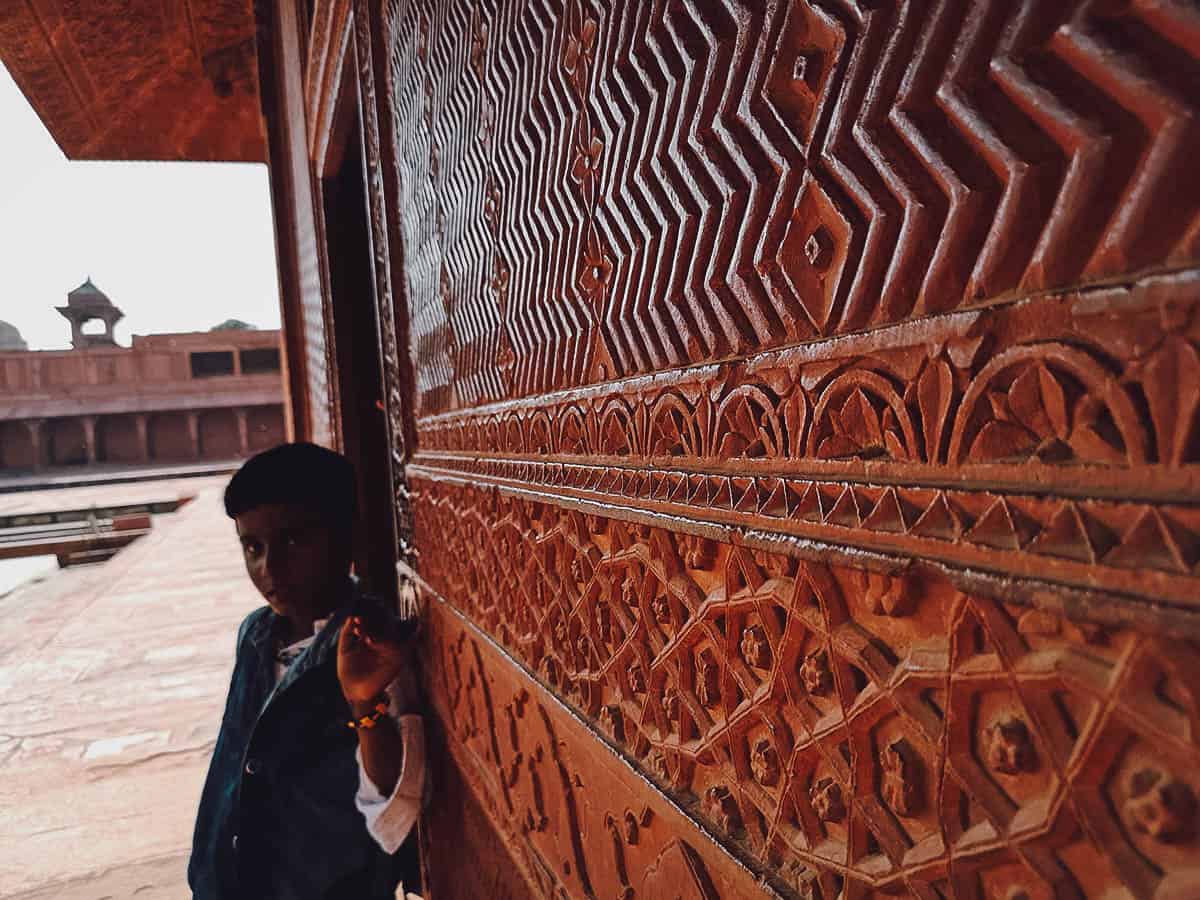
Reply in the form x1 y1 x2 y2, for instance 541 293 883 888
188 601 417 899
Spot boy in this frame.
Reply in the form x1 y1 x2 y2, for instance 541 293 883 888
188 443 425 899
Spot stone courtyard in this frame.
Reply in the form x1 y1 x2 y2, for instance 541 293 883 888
0 475 258 898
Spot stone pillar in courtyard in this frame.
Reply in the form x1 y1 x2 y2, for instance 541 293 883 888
235 409 249 457
80 415 97 464
23 419 44 471
186 412 200 460
135 414 150 463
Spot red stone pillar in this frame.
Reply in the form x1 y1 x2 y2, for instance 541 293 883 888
187 412 201 460
81 416 97 464
235 408 250 457
135 414 150 463
24 419 44 471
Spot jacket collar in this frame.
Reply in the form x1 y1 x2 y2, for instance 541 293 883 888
269 605 348 701
245 577 358 706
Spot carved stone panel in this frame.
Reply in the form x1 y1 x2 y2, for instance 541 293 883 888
0 0 265 161
421 595 769 899
363 0 1200 897
410 481 1200 898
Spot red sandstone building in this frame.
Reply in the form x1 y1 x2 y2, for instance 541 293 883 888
3 3 1200 898
0 279 285 472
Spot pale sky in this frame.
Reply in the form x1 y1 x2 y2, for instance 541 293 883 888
0 65 281 351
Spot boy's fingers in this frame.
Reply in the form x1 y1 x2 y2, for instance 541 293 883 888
343 609 413 659
362 631 396 653
340 620 372 655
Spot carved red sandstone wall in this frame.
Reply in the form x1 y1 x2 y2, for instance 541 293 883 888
314 0 1200 896
0 0 264 161
420 596 770 899
409 483 1200 898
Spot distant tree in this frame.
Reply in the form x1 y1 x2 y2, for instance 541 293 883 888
211 319 256 331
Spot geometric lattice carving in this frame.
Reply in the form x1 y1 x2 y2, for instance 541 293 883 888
423 598 779 899
413 479 1200 897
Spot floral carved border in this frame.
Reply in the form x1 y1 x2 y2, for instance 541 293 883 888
354 0 415 560
416 271 1200 502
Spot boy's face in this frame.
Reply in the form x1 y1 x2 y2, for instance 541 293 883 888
234 502 347 620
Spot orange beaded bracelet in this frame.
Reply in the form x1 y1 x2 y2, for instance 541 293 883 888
346 696 390 730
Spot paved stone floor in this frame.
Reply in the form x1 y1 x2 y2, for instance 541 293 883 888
0 476 259 899
0 475 222 517
0 462 239 496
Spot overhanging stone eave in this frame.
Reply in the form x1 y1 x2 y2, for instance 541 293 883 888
0 1 266 164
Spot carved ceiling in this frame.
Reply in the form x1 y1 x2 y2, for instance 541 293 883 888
0 0 265 162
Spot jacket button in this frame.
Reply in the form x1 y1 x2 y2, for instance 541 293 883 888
231 834 239 851
244 759 260 776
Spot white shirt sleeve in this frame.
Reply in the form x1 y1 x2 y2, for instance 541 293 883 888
354 676 426 854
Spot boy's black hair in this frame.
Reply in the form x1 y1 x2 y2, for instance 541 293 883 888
224 442 357 532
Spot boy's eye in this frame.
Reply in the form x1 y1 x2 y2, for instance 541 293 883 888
244 541 263 557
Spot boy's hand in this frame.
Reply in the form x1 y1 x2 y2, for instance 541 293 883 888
337 614 413 705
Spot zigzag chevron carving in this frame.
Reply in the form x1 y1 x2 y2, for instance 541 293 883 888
388 0 1200 417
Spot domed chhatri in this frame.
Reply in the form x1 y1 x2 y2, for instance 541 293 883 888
0 320 27 351
66 277 114 306
210 318 256 331
56 277 124 348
